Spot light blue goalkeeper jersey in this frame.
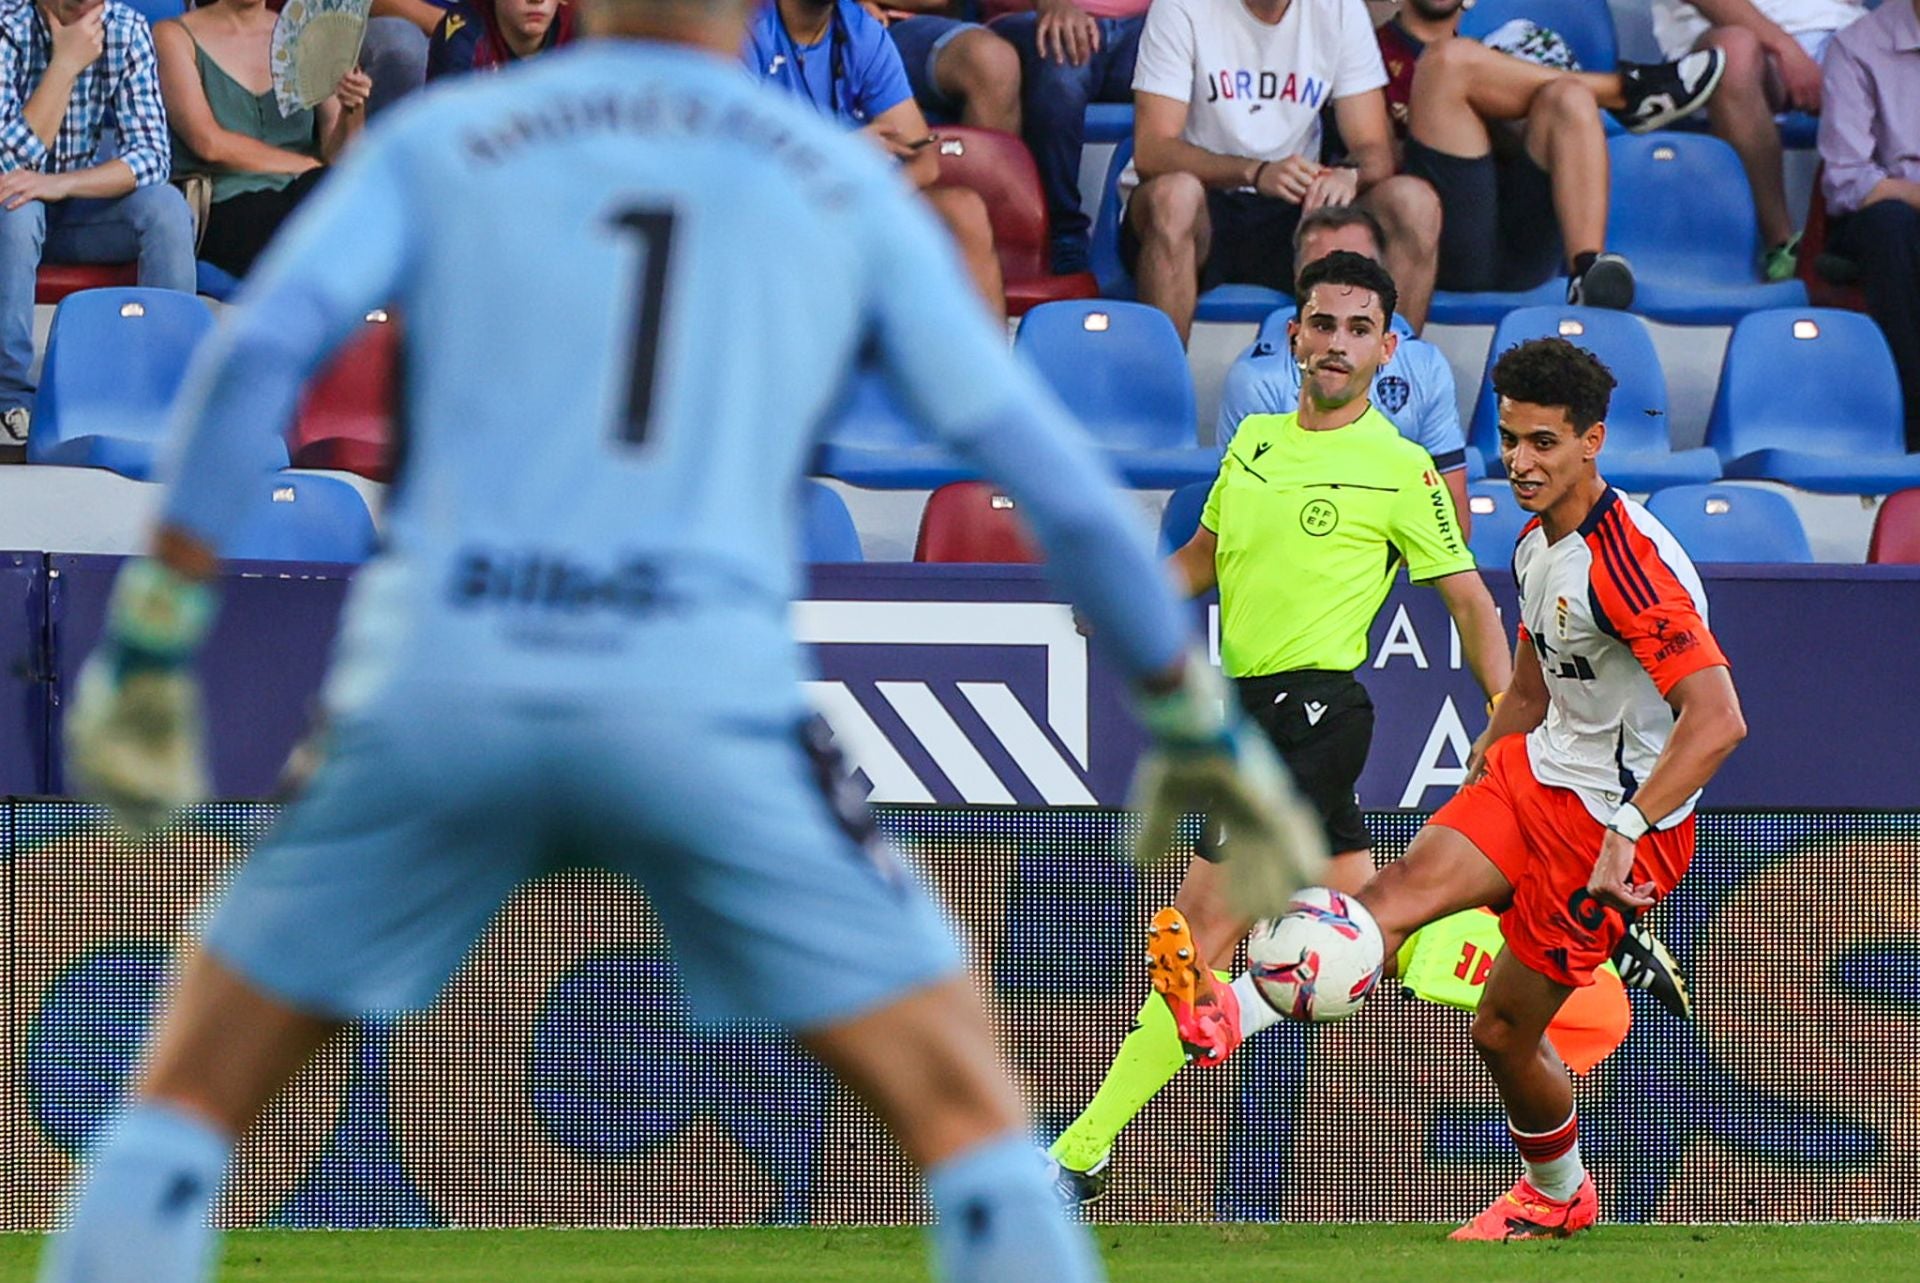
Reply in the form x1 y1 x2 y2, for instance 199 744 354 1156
159 40 1185 717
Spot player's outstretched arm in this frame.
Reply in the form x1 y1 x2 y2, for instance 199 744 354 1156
162 127 415 556
67 127 417 838
857 168 1186 682
1433 570 1513 704
858 171 1327 907
1167 525 1218 598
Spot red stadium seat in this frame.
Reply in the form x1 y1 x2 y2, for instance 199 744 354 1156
35 263 137 305
1867 488 1920 564
915 481 1042 563
290 315 396 481
1798 165 1869 314
933 127 1098 318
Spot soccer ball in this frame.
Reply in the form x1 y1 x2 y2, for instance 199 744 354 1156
1245 887 1384 1023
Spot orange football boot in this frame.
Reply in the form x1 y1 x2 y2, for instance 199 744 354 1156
1450 1173 1599 1241
1144 907 1242 1067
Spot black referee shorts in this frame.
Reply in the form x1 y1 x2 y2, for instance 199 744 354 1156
1195 669 1375 861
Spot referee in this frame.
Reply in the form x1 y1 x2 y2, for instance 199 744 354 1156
1047 251 1511 1195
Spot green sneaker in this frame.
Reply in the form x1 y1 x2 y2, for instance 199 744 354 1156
1764 235 1802 283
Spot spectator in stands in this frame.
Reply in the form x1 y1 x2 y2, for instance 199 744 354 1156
1819 0 1920 449
996 0 1144 275
427 0 576 79
744 0 1005 313
155 0 371 280
362 0 456 114
883 4 1021 134
1387 0 1724 309
1215 204 1470 531
1124 0 1441 344
0 0 194 444
1652 0 1869 281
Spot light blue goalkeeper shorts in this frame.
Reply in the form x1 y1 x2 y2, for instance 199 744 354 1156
202 687 961 1030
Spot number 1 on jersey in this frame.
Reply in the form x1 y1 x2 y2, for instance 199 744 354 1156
610 206 677 447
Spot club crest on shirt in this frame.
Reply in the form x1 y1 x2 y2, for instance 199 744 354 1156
1376 374 1409 413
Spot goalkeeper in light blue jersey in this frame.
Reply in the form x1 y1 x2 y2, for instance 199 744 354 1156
42 1 1327 1280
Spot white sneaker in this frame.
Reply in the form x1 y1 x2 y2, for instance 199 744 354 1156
1614 50 1726 134
1 406 26 444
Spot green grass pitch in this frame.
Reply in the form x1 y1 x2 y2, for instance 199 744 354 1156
4 1225 1916 1281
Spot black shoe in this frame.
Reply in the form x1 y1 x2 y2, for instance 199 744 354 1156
1051 1154 1111 1210
1568 252 1635 310
1614 49 1725 134
1612 921 1692 1019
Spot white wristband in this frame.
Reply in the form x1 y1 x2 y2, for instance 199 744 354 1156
1606 801 1650 842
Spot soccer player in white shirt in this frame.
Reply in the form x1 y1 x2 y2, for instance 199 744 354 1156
1354 337 1747 1239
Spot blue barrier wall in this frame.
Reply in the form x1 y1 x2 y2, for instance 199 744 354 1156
4 556 1919 807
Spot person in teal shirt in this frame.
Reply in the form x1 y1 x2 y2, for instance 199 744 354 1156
154 0 371 276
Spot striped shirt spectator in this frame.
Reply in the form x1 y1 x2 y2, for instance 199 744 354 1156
0 0 170 187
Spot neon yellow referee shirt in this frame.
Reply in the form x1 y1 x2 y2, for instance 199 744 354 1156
1202 405 1473 678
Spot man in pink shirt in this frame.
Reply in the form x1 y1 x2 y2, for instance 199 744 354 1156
997 0 1149 275
1819 0 1920 447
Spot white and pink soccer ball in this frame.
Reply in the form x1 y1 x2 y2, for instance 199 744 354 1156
1245 887 1384 1023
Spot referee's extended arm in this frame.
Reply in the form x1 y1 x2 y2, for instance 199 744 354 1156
1168 526 1219 597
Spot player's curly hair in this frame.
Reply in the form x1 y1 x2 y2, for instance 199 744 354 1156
1295 250 1398 327
1489 337 1618 430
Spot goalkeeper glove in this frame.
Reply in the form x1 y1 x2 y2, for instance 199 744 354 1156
64 558 215 840
1129 651 1329 920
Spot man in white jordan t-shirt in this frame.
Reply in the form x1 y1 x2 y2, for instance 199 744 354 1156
1124 0 1441 341
1653 0 1869 280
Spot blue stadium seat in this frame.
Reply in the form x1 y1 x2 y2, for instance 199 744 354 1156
26 288 260 479
1457 0 1619 70
1605 134 1809 324
1706 309 1920 493
1158 481 1212 553
119 0 185 23
801 480 863 563
1089 140 1290 323
1014 300 1215 487
1427 277 1568 327
1644 484 1814 563
810 369 977 490
1471 305 1719 490
1082 103 1132 144
195 260 241 302
1466 480 1533 569
225 475 378 563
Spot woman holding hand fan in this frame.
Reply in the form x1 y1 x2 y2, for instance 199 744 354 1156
155 0 372 277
